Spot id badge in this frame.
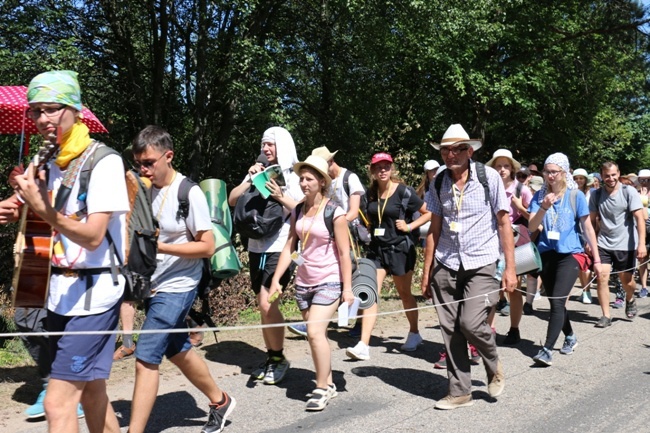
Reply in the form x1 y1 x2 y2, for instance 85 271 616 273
291 251 305 266
547 231 560 240
450 221 462 233
374 228 386 237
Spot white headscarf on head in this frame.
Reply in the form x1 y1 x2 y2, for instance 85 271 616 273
261 126 299 178
537 152 577 202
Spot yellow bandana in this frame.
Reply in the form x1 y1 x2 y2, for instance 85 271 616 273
55 121 92 168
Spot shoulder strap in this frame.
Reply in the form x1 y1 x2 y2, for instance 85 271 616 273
515 181 523 199
434 171 444 200
323 200 338 239
77 143 121 203
342 170 352 196
475 161 490 205
595 187 602 205
399 184 411 221
569 189 578 218
177 177 197 221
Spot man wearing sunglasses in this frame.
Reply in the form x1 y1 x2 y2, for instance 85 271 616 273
422 124 517 410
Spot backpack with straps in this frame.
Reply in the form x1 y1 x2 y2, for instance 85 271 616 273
397 185 422 245
74 142 159 302
342 169 369 221
294 200 339 241
233 185 286 240
434 161 492 206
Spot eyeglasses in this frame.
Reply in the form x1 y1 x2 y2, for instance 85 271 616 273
543 170 563 177
516 173 528 180
133 153 167 170
440 146 470 155
640 178 650 183
26 105 66 120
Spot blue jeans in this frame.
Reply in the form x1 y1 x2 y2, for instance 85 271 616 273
136 290 197 364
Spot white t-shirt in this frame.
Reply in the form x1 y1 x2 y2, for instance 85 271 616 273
47 149 129 316
151 173 213 293
246 171 304 253
328 168 365 213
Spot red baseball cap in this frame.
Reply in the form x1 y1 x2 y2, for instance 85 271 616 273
371 152 393 165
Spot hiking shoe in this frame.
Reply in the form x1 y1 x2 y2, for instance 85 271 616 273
612 298 624 309
288 323 308 337
500 302 510 316
560 334 578 355
523 302 534 316
469 345 480 365
595 316 612 328
434 352 448 369
495 299 508 312
638 287 649 298
487 360 505 398
532 347 553 366
263 358 290 385
626 299 638 319
251 359 270 380
401 332 423 352
305 387 331 411
348 321 362 338
502 328 521 345
346 341 370 360
25 389 46 418
581 291 592 304
202 392 236 433
435 394 474 410
113 344 136 361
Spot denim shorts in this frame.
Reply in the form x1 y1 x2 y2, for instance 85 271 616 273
295 282 341 311
48 300 120 382
136 289 197 364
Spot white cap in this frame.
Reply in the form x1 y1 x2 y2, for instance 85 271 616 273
638 169 650 178
424 160 440 171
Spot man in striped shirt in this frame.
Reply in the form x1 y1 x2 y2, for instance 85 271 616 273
421 124 517 410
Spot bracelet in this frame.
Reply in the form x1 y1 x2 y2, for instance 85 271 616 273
407 224 411 233
541 206 549 211
343 289 353 293
593 260 601 264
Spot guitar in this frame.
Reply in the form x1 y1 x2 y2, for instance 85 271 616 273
12 130 60 308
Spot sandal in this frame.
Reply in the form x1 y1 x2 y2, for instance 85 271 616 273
305 388 331 411
113 344 136 361
626 299 638 319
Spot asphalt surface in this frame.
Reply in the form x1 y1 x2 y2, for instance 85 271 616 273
4 288 650 433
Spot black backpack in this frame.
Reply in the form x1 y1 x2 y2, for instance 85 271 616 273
72 143 159 302
294 200 339 241
434 161 491 206
233 185 286 240
398 185 422 245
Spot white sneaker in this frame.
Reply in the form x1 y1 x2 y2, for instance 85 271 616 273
346 341 370 360
400 332 423 351
534 291 541 301
581 291 592 304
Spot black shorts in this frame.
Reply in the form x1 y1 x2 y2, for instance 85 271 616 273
598 247 636 273
367 239 417 277
249 251 293 294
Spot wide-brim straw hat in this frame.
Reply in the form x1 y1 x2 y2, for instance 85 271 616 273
486 149 521 172
293 155 332 188
311 146 338 162
431 124 482 151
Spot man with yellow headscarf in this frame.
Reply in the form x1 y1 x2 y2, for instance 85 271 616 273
12 70 128 433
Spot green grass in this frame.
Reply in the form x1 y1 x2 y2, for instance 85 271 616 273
0 337 33 368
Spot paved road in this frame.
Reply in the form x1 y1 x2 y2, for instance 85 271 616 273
5 291 650 433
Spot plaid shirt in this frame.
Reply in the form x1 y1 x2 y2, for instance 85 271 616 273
426 161 510 271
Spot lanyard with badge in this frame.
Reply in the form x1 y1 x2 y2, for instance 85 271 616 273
449 176 467 233
546 194 566 240
374 183 394 237
291 199 325 266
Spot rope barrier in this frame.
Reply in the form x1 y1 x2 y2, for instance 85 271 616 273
2 257 648 339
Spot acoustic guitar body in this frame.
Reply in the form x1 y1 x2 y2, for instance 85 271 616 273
12 204 53 308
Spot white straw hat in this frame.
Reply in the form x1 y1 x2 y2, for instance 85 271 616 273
431 124 482 150
486 149 521 172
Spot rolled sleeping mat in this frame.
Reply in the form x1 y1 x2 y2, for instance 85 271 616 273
210 223 241 279
499 241 543 276
200 179 232 236
352 258 379 310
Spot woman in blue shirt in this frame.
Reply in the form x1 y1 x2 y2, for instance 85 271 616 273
528 153 601 367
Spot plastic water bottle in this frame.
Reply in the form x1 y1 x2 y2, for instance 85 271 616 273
494 259 505 282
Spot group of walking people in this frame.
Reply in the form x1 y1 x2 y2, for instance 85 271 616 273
6 68 650 433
